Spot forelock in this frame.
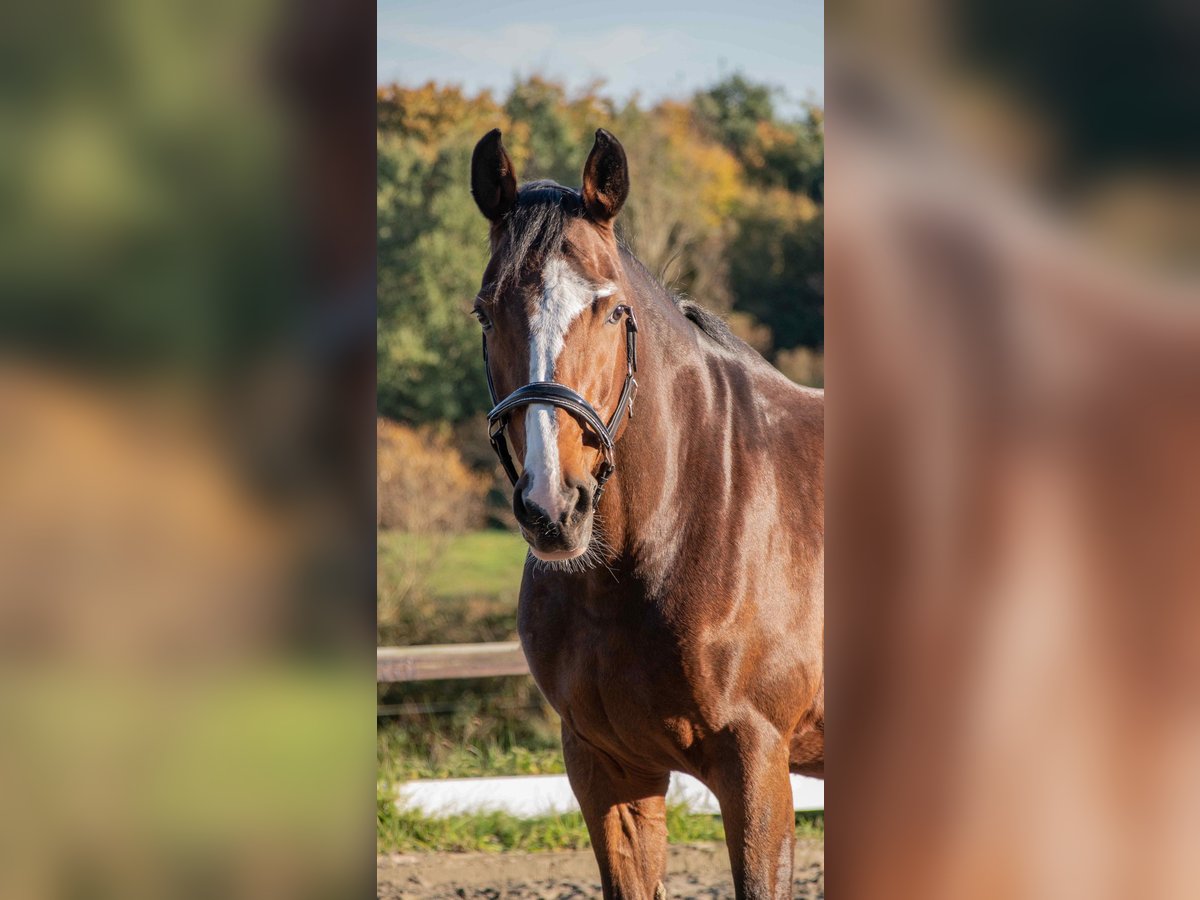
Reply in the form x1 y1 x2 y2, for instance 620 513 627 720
492 181 584 296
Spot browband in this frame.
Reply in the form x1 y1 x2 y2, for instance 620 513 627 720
483 306 638 508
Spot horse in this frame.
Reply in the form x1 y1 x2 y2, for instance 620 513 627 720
469 127 824 900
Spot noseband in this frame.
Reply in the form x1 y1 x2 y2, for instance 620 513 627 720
483 306 638 509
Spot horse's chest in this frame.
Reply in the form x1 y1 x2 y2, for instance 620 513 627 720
518 590 696 750
519 571 820 771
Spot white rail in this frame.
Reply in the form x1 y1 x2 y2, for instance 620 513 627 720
396 772 824 818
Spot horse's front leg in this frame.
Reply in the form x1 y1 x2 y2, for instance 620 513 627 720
562 725 670 900
706 722 795 900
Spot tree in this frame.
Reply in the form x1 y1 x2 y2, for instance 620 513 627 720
376 86 502 423
728 190 823 351
616 101 742 310
696 77 824 202
694 74 778 161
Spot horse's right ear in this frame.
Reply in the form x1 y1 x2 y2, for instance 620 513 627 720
471 129 518 222
582 128 629 225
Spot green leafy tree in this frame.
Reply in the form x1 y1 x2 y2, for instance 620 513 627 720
696 76 824 202
728 191 823 350
376 87 501 423
694 74 778 161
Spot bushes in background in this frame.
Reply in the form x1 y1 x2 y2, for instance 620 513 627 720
377 418 489 532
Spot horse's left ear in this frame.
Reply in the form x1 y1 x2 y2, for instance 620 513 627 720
471 128 518 222
582 128 629 225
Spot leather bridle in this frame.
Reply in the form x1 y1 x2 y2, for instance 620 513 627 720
483 305 639 509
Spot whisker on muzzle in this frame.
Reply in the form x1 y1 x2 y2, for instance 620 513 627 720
529 510 617 578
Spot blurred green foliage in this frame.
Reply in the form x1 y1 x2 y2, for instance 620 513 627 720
1 0 300 373
377 75 824 424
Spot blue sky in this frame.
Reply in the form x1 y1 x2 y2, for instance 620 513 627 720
378 0 823 110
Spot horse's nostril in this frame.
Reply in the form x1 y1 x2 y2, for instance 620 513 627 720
515 490 560 537
515 479 591 541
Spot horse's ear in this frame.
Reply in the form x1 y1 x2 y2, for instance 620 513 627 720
471 128 518 222
582 128 629 225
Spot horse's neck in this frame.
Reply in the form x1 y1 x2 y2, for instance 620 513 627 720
601 293 729 571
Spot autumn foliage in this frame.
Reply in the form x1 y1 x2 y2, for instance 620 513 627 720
377 419 489 532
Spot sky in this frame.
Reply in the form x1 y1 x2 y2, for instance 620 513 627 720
378 0 824 111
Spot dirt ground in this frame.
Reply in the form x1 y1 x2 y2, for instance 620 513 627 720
378 840 824 899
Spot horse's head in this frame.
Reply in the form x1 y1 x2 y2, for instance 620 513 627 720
471 127 634 563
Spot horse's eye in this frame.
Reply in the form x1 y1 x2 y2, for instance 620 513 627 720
472 306 492 330
607 305 627 325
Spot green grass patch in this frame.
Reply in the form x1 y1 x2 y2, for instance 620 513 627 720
378 528 557 794
378 529 527 647
795 810 825 841
379 802 594 853
379 799 822 853
381 529 527 601
379 718 564 782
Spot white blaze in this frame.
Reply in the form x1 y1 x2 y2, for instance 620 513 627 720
523 257 609 517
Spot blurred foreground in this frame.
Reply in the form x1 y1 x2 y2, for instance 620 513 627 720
0 0 375 895
828 3 1200 897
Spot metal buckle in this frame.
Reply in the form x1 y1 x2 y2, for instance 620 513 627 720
592 457 616 508
625 308 638 374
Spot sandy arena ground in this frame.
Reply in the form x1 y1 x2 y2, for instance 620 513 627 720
378 840 824 899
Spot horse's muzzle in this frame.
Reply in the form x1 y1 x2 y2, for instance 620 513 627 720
513 473 594 558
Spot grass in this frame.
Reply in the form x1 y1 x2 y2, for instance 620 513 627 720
380 529 527 601
377 529 527 647
380 798 824 854
377 528 561 784
378 713 564 782
378 528 570 848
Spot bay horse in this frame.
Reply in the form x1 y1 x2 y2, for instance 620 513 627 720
470 127 824 900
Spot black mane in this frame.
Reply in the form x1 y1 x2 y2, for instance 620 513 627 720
616 246 751 357
675 297 746 352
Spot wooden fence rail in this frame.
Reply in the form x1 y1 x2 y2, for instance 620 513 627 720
377 642 530 682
